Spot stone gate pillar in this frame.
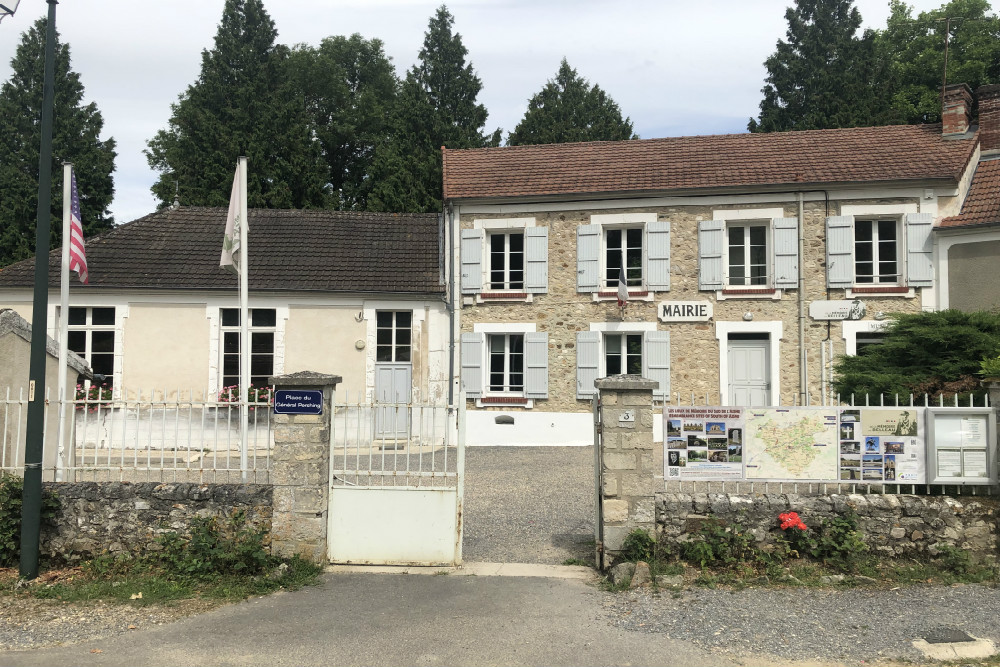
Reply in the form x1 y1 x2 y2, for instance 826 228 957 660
595 375 658 569
268 371 341 563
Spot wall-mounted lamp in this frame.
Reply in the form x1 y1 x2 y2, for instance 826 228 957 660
742 312 753 322
355 340 366 350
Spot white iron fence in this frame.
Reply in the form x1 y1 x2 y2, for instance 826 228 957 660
0 386 273 483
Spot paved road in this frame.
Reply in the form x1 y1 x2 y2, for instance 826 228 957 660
462 446 595 565
1 572 737 667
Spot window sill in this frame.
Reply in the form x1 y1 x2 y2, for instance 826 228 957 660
476 396 533 408
475 292 534 304
846 287 914 298
716 288 782 301
592 290 654 302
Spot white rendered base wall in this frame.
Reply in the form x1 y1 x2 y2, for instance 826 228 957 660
466 410 665 446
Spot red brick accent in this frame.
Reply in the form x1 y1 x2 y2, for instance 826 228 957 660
480 396 529 405
851 286 909 294
480 292 529 299
597 290 649 298
977 84 1000 151
942 84 973 136
721 288 777 295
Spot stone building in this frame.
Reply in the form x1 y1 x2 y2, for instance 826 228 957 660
443 83 996 447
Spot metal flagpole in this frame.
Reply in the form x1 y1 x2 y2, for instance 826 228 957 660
55 163 72 482
238 156 249 480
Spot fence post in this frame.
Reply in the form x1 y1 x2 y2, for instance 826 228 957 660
595 375 658 570
268 371 341 564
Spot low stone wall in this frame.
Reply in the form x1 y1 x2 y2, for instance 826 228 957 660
656 491 1000 558
40 482 272 562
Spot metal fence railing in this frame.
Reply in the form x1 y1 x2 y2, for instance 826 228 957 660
0 386 273 483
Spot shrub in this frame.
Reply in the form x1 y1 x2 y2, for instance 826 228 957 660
155 510 271 580
618 529 656 563
680 520 763 568
0 473 59 567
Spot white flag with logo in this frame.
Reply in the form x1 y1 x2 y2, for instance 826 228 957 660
220 167 241 275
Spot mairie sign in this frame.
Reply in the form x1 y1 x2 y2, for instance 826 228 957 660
658 300 713 322
273 389 323 415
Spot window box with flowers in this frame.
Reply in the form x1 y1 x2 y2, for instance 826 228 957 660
217 385 274 422
75 383 114 413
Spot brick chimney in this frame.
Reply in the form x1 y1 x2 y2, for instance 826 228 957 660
942 83 973 136
977 84 1000 151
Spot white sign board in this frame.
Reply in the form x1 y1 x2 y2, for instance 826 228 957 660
809 299 867 321
658 301 713 322
664 406 744 480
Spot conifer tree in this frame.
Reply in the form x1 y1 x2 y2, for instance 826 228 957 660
507 59 637 146
146 0 329 209
0 17 116 267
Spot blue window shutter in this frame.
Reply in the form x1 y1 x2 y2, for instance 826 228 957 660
698 220 724 290
642 331 671 400
460 332 484 398
524 332 548 399
461 229 482 294
905 213 934 287
826 215 854 288
772 217 799 289
524 227 548 293
645 221 671 291
576 331 600 399
577 225 600 292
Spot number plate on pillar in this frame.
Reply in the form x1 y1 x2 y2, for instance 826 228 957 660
619 410 635 424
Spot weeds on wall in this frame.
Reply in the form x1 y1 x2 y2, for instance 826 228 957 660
0 474 59 567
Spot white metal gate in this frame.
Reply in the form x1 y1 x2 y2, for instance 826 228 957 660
327 391 464 566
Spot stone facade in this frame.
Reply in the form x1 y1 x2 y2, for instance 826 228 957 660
655 491 999 559
39 482 272 562
459 197 926 414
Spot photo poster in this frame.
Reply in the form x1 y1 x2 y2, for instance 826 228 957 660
664 406 744 480
838 408 925 484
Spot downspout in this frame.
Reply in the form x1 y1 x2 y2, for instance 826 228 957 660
446 202 456 406
798 192 808 406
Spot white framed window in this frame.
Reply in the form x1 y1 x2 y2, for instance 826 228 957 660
727 221 770 287
842 320 890 356
461 323 548 404
577 214 670 295
376 311 411 362
854 218 900 285
488 232 525 290
604 333 642 375
67 306 116 386
576 323 669 400
220 308 276 388
827 207 932 291
488 333 524 393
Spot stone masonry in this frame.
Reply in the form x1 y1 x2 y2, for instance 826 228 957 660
268 371 340 564
597 376 659 568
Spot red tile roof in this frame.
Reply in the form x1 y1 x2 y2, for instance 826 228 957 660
940 159 1000 228
442 124 977 201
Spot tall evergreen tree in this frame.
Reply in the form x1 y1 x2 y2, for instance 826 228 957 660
289 35 399 210
749 0 895 132
0 18 116 268
146 0 329 209
879 0 1000 124
507 59 637 146
367 5 500 213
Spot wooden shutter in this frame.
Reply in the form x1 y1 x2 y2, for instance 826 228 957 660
698 220 724 290
772 217 799 289
576 225 600 292
826 215 854 288
576 331 600 399
524 227 548 293
460 229 483 294
905 213 934 287
460 332 484 398
645 221 671 291
524 332 548 399
642 331 671 401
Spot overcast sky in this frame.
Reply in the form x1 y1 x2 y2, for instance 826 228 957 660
0 0 951 224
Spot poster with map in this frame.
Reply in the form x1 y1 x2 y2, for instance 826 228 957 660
743 408 839 480
664 406 744 480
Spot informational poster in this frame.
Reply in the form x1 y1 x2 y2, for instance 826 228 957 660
744 408 838 480
664 407 744 480
928 411 993 483
838 408 925 483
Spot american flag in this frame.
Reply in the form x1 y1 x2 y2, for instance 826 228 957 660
68 171 88 284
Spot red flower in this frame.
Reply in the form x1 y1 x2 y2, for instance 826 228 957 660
778 511 807 531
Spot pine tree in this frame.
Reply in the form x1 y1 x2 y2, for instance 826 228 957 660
879 0 1000 124
0 17 116 268
367 5 500 213
146 0 329 209
507 59 637 146
289 35 399 210
749 0 895 132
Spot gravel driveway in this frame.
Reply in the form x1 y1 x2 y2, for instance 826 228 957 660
462 446 595 565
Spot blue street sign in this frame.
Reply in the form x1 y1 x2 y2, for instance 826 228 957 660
273 389 323 415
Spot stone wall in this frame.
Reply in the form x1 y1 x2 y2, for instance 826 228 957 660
39 482 272 562
459 198 925 413
656 491 999 559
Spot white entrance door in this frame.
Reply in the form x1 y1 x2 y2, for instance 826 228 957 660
375 363 411 438
728 337 770 406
